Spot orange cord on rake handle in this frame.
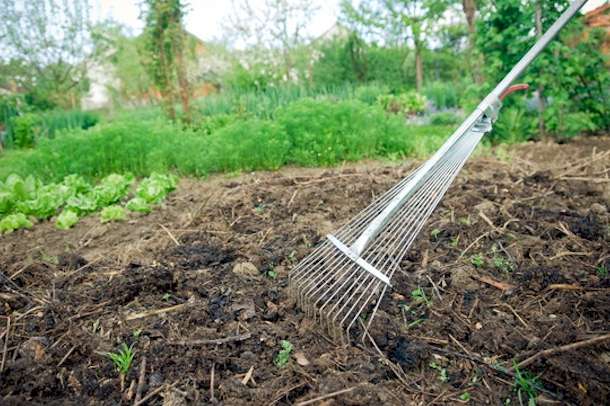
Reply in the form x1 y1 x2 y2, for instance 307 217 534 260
499 84 529 101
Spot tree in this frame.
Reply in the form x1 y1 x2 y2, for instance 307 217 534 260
0 0 95 108
224 0 320 81
341 0 450 92
477 0 609 137
141 0 191 122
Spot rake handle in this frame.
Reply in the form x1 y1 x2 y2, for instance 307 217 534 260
350 0 587 256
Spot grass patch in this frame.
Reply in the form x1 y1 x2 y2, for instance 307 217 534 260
0 99 454 182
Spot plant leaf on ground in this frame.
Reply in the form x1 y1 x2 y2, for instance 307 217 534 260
274 340 293 368
100 205 127 223
105 343 134 375
0 213 33 233
55 209 79 230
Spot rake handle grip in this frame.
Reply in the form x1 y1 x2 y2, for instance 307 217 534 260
499 84 530 101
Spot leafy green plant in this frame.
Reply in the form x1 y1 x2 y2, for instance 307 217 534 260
10 113 42 148
430 228 441 240
513 362 542 405
126 197 152 214
430 112 461 126
596 265 608 279
0 213 33 233
274 340 293 368
105 343 135 376
55 209 79 230
471 254 485 268
377 92 427 115
136 173 177 203
100 205 127 223
65 194 97 215
93 174 133 207
429 361 448 382
459 392 471 401
493 255 514 273
411 287 431 307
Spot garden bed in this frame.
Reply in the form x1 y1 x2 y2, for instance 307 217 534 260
1 136 609 405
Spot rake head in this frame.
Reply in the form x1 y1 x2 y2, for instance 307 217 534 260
289 119 490 344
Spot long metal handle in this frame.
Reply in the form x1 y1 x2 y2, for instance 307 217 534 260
350 0 587 256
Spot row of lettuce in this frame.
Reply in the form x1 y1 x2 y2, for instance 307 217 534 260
0 172 177 234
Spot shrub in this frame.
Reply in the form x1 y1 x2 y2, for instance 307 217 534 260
424 81 460 110
10 113 42 148
277 98 413 166
429 112 461 126
354 83 390 105
206 119 289 172
377 92 427 116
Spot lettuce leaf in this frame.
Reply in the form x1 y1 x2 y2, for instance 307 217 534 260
126 197 151 214
0 213 33 233
100 205 127 223
56 209 80 230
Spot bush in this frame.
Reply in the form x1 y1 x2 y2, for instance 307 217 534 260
10 113 42 148
277 98 414 165
0 99 452 182
424 81 460 110
377 92 427 116
429 112 461 126
488 106 537 144
355 84 390 105
6 109 99 149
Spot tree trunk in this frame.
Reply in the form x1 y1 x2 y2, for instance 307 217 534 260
462 0 482 83
158 41 176 121
415 44 423 93
535 0 545 137
174 32 191 123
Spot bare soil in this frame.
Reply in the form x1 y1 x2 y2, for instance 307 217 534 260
1 136 609 405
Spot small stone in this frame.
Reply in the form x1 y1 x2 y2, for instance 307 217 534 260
590 203 607 215
232 262 260 278
294 351 310 366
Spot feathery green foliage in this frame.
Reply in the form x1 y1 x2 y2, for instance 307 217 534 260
105 343 135 376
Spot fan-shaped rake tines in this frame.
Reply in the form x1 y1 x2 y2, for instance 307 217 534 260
289 120 489 344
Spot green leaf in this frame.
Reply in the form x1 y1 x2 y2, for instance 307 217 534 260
0 213 33 234
136 173 177 203
274 340 293 368
126 197 152 214
100 205 127 223
56 210 79 230
65 194 97 215
93 174 133 207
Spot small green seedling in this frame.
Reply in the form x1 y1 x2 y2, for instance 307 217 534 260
458 216 471 226
274 340 293 368
106 343 134 376
411 287 431 307
133 329 142 339
470 254 485 268
429 361 448 382
266 268 278 279
493 256 514 273
450 235 460 247
596 265 608 279
431 228 441 241
513 362 542 406
162 293 172 301
459 392 471 401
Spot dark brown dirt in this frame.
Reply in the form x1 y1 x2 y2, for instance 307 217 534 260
1 136 609 405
